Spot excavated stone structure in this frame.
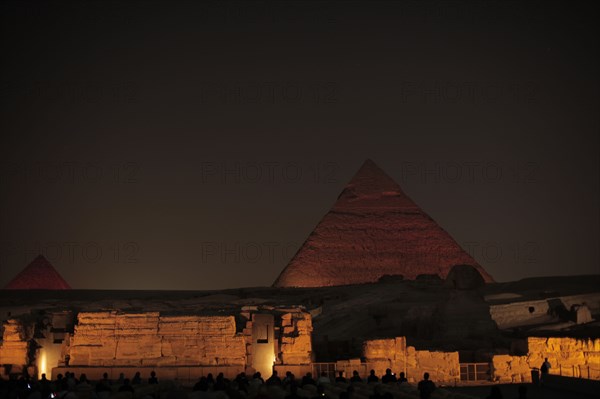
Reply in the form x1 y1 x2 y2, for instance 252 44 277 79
2 312 599 382
359 337 460 383
0 307 313 380
492 337 600 382
354 336 600 383
274 159 494 287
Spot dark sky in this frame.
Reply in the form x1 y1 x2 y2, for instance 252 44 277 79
1 1 598 290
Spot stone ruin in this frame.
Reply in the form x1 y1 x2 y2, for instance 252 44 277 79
0 307 313 380
492 337 600 382
1 308 600 383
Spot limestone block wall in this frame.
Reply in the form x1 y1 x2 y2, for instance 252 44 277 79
279 311 313 365
363 337 460 383
0 319 30 366
68 312 246 367
492 337 600 382
528 337 600 379
491 355 532 383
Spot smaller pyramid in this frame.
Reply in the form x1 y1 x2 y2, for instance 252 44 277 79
4 255 71 290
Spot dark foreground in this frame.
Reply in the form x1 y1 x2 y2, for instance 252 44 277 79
447 382 600 399
5 377 600 399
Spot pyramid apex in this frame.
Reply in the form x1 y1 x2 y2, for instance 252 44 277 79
357 158 382 170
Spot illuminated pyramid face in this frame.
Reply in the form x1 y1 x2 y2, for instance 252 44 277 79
4 255 71 289
274 159 494 288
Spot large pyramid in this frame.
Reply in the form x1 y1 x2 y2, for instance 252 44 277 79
4 255 71 289
274 159 494 287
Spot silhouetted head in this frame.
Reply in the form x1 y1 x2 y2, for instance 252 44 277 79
370 370 375 376
353 370 359 376
423 373 429 380
399 372 405 379
103 373 108 379
151 371 156 377
385 368 391 375
338 371 344 377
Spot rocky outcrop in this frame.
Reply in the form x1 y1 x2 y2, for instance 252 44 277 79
273 159 493 288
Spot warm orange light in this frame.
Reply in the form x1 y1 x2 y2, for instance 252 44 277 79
38 350 47 379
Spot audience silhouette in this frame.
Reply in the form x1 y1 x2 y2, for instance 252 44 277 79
367 369 379 383
417 372 435 399
350 370 362 383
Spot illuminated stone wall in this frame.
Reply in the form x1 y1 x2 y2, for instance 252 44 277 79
67 311 246 367
0 319 29 367
279 311 313 365
492 337 600 382
362 337 460 383
56 309 313 378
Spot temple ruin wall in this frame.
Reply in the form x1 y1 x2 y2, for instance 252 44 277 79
492 337 600 382
361 337 460 383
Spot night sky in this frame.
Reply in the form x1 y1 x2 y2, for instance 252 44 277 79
1 1 598 290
